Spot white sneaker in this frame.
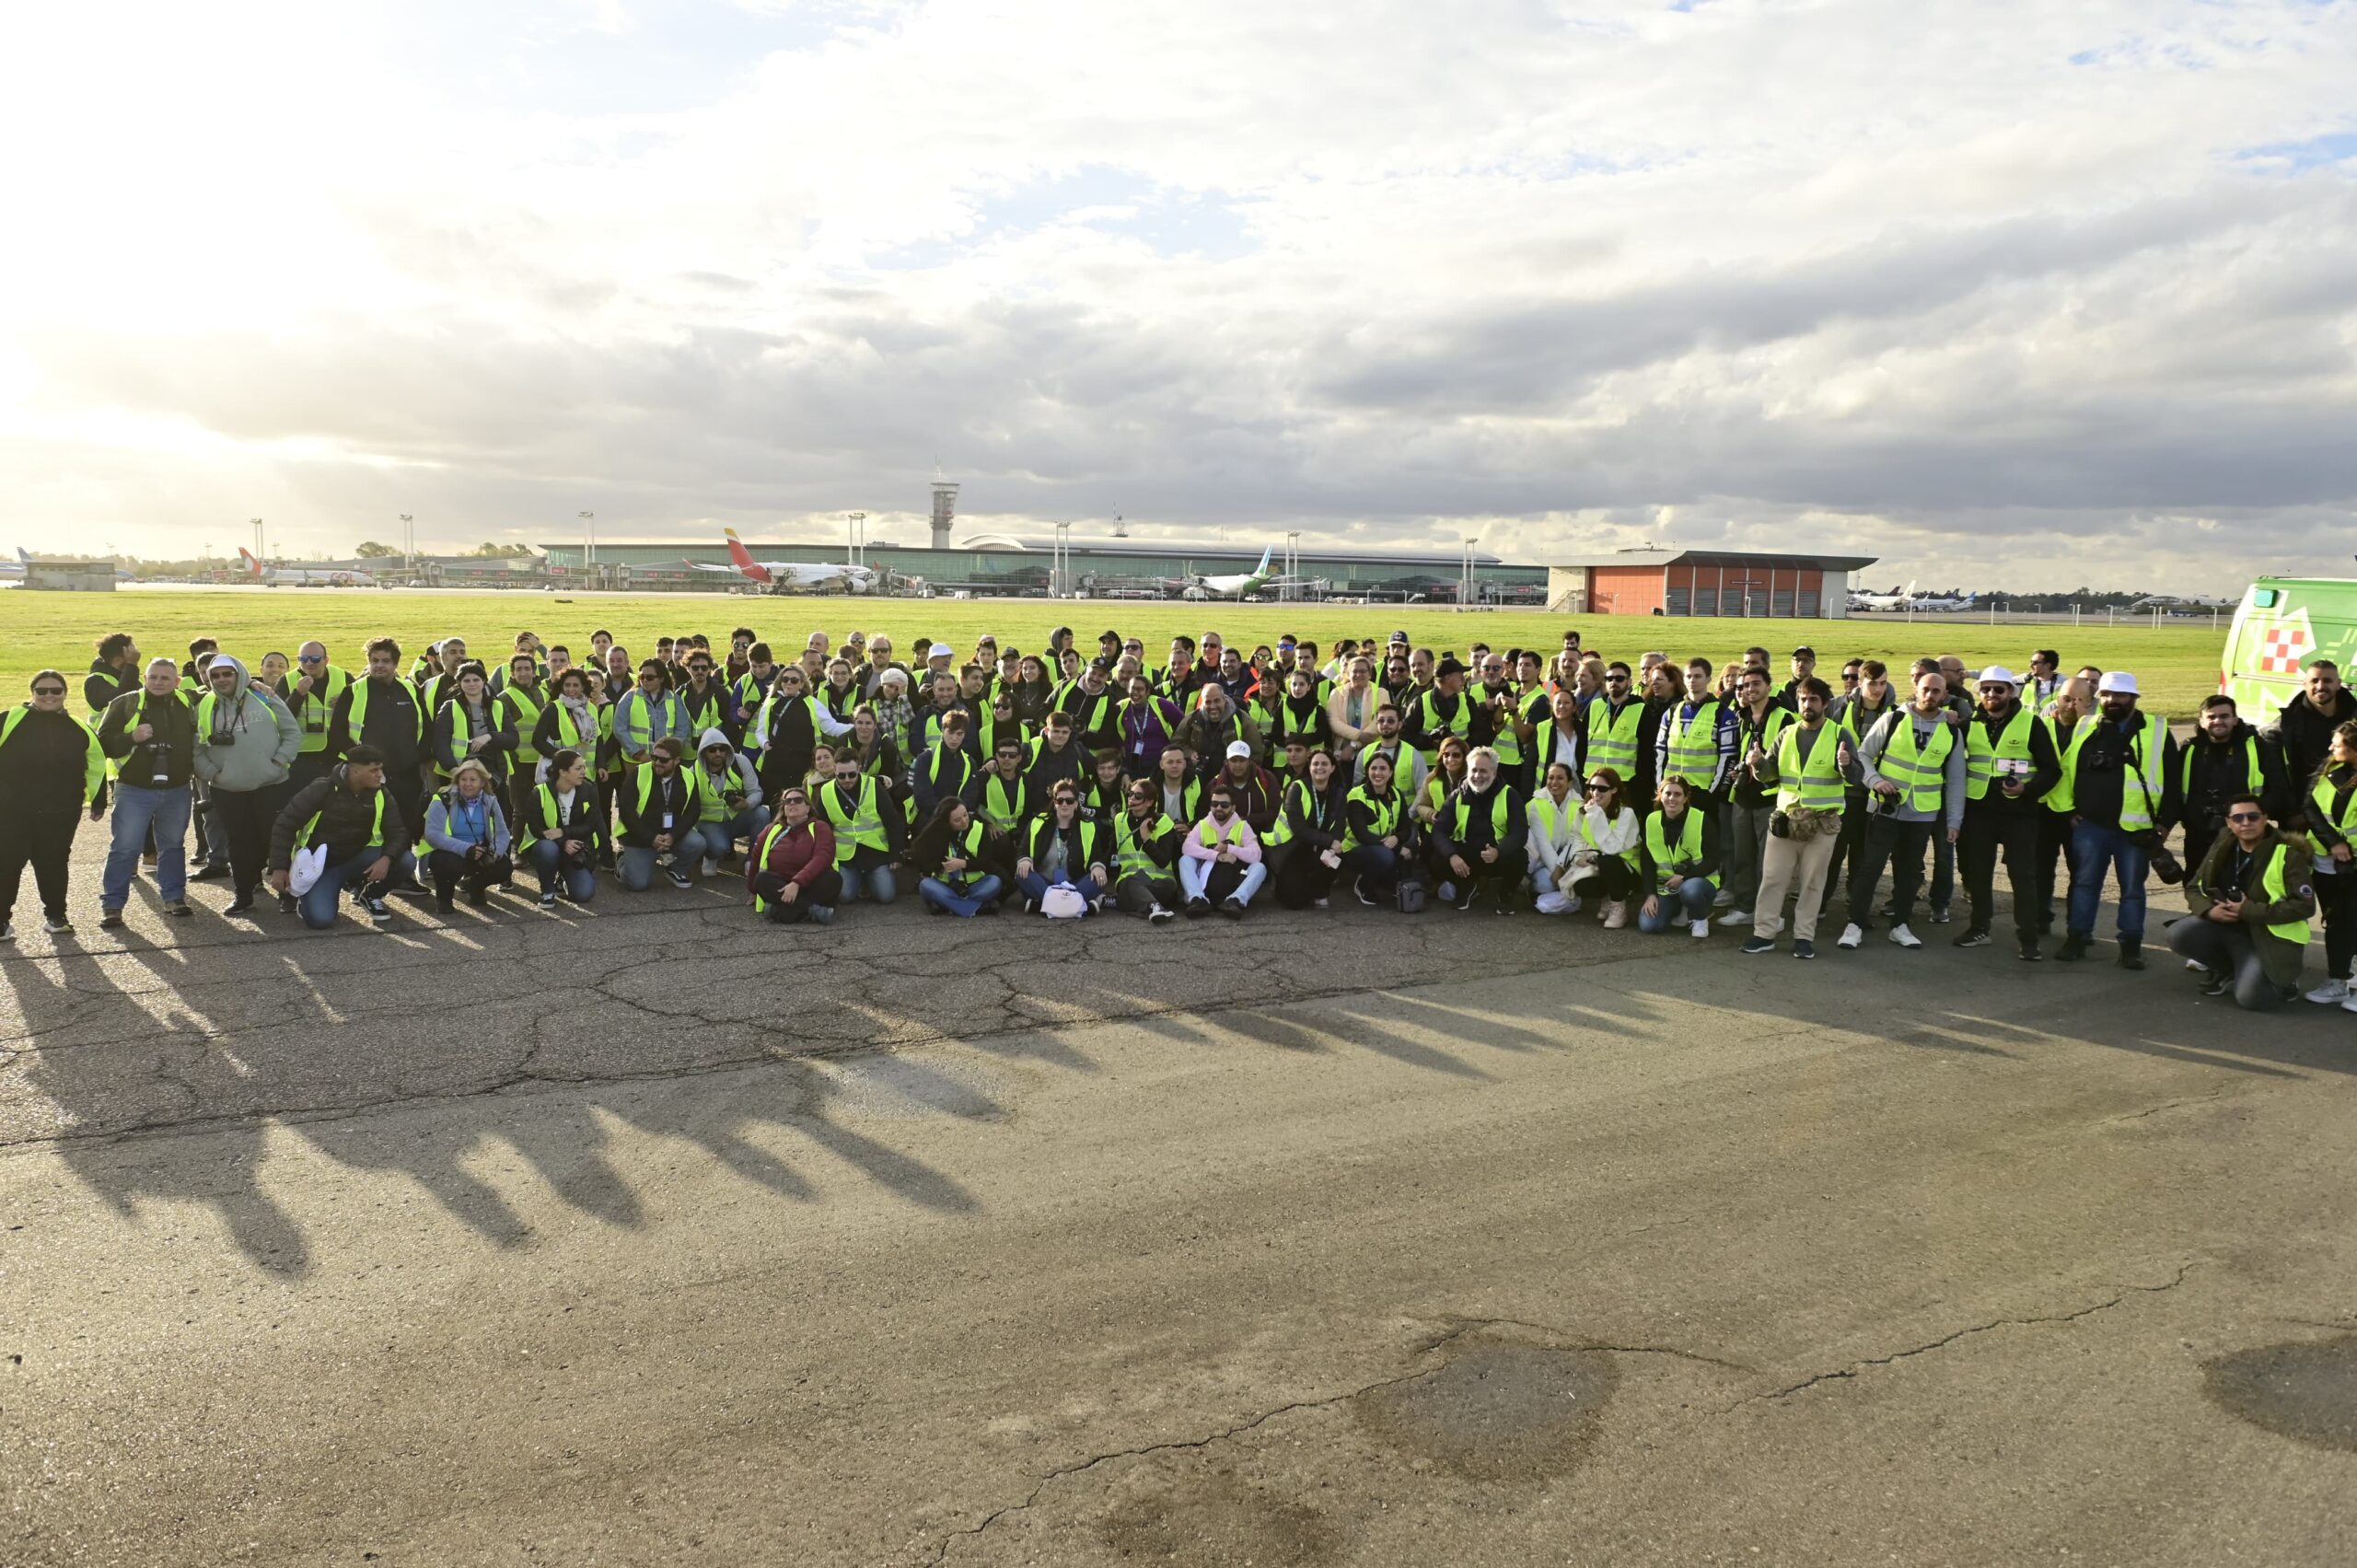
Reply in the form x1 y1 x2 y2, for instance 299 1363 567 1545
1689 918 1710 938
1712 888 1734 908
1888 923 1922 949
2184 958 2209 972
1601 900 1627 930
1716 909 1751 926
2307 979 2351 1005
1837 923 1862 949
2342 993 2357 1016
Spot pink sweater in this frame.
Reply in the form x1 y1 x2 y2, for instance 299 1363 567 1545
1180 815 1262 865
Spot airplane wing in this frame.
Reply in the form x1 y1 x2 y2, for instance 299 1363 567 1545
684 560 742 573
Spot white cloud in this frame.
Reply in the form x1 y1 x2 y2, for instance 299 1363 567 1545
0 0 2352 588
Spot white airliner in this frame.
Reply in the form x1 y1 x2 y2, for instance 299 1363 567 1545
238 548 380 587
1911 591 1979 612
1847 581 1917 612
688 529 877 593
0 548 26 579
1168 546 1310 601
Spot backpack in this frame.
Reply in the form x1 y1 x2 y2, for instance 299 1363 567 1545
1396 877 1427 913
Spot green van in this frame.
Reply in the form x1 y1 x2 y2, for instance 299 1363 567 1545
2222 578 2357 717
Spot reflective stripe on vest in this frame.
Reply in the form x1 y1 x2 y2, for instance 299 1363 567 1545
504 687 546 762
1963 706 2039 800
1577 808 1641 868
1341 785 1399 851
1774 723 1847 814
819 776 887 861
2307 771 2357 857
1643 807 1705 891
2043 717 2080 814
1879 715 1956 816
2057 716 2164 831
1113 812 1175 877
2258 840 2314 947
749 819 793 912
1663 699 1721 789
293 667 351 753
348 679 423 744
980 775 1028 832
300 791 387 854
1416 691 1474 761
1586 700 1645 780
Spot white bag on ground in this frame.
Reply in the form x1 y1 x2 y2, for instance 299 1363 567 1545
1039 885 1089 919
287 842 329 896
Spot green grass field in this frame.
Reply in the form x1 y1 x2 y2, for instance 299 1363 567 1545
0 587 2233 717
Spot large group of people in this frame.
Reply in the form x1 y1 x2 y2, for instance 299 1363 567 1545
4 618 2353 1016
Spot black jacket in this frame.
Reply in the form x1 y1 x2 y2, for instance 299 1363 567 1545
2268 689 2357 825
270 766 405 869
1430 780 1527 864
98 688 197 790
327 677 424 771
2165 721 2287 835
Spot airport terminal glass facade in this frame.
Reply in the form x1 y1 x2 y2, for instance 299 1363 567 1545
540 540 1550 601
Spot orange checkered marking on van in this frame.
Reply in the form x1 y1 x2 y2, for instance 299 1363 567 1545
2256 620 2313 675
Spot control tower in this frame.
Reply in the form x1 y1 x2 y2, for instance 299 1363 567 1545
930 479 959 550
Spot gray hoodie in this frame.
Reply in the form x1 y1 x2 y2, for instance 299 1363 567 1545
191 655 304 794
693 727 763 814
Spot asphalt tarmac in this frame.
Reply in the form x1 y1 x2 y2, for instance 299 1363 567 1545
5 831 2356 1566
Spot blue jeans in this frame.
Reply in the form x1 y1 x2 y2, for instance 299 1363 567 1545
619 830 712 889
838 860 899 903
525 839 597 901
299 847 416 930
2068 820 2150 938
1341 843 1400 891
920 873 1003 917
104 784 191 906
1016 866 1101 911
697 806 770 858
1638 877 1716 934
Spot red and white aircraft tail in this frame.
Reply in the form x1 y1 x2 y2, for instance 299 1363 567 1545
724 528 772 585
237 547 267 578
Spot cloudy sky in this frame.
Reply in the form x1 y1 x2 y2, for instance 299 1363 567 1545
2 0 2351 590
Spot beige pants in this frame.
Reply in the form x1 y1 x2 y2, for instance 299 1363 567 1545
1753 828 1839 942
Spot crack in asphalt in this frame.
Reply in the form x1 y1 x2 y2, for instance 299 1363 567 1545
1726 1263 2196 1409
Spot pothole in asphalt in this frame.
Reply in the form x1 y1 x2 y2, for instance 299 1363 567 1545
2203 1336 2357 1451
1353 1341 1619 1482
1097 1464 1339 1566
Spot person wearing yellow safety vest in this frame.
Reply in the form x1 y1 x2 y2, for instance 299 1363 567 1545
1742 678 1856 958
1270 749 1351 909
1352 703 1429 801
1526 761 1586 915
2165 792 2316 1010
2165 694 2288 868
911 711 978 823
422 757 517 913
1840 668 1967 952
275 642 352 793
610 659 694 779
750 665 853 802
1428 746 1526 914
1823 658 1898 904
1403 657 1480 771
518 747 605 906
1565 768 1643 928
908 796 1013 917
267 745 413 930
0 670 109 940
496 650 549 825
2026 650 2065 716
430 664 517 788
817 750 904 905
2034 675 2095 942
1950 666 2065 961
1469 653 1528 795
1178 784 1268 918
616 737 710 892
1106 778 1185 921
96 656 200 924
191 655 304 918
1014 781 1112 914
2056 670 2176 969
1654 657 1735 813
691 727 769 871
327 637 426 853
1718 664 1793 930
1642 773 1725 937
2298 721 2357 1007
1592 663 1659 807
744 785 840 925
83 632 143 738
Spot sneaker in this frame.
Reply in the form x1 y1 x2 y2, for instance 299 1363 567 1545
276 893 297 915
1689 918 1710 938
164 900 192 918
2305 979 2351 1005
2018 939 2044 961
665 866 691 889
1716 908 1751 926
1601 900 1627 930
540 891 559 909
1888 923 1922 949
226 896 257 916
807 903 835 925
2200 973 2231 997
2340 993 2357 1015
1712 888 1734 909
702 859 721 878
99 908 125 929
2184 959 2209 972
1740 935 1776 955
1951 929 1991 948
1185 897 1212 918
1837 923 1863 949
1793 938 1817 960
1452 888 1475 912
1022 898 1040 914
191 862 230 881
43 916 73 935
1219 896 1245 919
0 920 12 942
1314 897 1329 911
1146 905 1174 924
1353 877 1377 907
1928 903 1952 924
364 897 392 923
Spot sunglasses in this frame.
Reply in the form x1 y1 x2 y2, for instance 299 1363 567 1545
2226 811 2265 823
32 686 66 697
1585 784 1612 794
298 655 324 664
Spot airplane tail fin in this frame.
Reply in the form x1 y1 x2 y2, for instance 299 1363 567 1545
1255 545 1272 574
723 528 772 585
237 547 263 576
14 548 27 565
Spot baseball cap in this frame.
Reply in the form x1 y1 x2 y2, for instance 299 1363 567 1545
1225 740 1252 760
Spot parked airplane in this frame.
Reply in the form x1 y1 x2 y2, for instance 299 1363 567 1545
1167 547 1311 601
2129 593 2236 613
1847 581 1917 612
238 548 380 587
1911 591 1979 612
3 548 134 581
687 529 877 593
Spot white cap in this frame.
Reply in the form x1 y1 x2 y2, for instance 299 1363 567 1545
928 643 954 659
877 668 908 688
2096 670 2141 696
1976 666 2020 689
1225 739 1253 760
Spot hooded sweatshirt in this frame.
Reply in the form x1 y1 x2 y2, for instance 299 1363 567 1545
191 656 303 794
692 727 763 820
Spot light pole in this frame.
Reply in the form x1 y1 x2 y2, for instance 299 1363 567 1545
399 514 414 571
1285 531 1300 601
250 517 264 564
848 511 866 568
1052 521 1074 598
577 511 596 579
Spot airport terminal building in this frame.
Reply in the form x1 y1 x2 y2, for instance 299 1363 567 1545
538 535 1550 601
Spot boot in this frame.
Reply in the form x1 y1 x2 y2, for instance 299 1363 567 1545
1601 900 1628 930
2055 932 2089 961
2117 935 2145 971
